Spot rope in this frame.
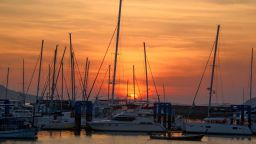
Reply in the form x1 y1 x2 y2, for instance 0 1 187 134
96 68 109 98
74 55 85 98
192 41 215 106
187 40 215 119
147 56 160 102
25 57 39 97
41 65 52 98
64 74 71 101
135 78 142 100
87 25 117 100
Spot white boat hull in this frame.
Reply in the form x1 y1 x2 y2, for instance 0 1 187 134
36 112 87 130
184 123 252 135
0 128 37 139
88 121 166 133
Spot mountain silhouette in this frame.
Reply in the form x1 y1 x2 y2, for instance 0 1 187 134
0 85 36 103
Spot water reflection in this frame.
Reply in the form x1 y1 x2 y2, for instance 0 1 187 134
0 131 255 144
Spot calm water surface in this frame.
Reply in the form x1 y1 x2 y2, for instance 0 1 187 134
1 131 256 144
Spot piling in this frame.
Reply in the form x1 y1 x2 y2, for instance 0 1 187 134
154 102 172 130
74 101 93 135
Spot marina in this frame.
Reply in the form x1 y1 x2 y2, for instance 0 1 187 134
0 0 256 143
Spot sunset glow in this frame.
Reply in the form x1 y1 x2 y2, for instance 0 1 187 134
0 0 256 104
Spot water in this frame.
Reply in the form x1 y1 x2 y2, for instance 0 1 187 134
0 131 255 144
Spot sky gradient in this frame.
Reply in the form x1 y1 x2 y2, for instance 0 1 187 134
0 0 256 104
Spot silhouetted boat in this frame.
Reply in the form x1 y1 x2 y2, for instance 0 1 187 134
150 133 204 141
0 100 37 139
0 128 37 139
184 25 252 135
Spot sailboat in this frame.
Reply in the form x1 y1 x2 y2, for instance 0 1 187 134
35 34 91 130
87 0 166 133
245 48 256 134
183 25 252 135
0 99 37 139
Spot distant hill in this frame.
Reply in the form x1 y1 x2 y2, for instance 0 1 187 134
0 85 36 103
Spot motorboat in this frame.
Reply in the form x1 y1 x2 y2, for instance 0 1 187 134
88 111 166 133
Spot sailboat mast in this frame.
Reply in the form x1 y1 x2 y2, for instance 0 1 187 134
61 54 64 111
133 65 136 101
85 60 90 99
208 25 220 117
36 40 44 102
111 0 123 104
48 64 51 101
108 64 111 101
5 67 9 100
69 33 74 102
50 46 58 111
143 42 149 104
163 83 166 103
22 59 24 94
126 80 129 102
22 59 25 104
83 58 88 101
243 88 245 104
73 52 76 101
250 48 253 104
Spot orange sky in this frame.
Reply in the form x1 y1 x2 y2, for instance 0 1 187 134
0 0 256 104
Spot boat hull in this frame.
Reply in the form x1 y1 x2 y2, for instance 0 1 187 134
88 122 166 133
35 113 87 130
184 123 252 135
150 134 204 141
0 128 37 139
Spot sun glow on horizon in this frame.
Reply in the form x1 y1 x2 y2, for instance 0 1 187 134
129 93 138 100
0 0 255 104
